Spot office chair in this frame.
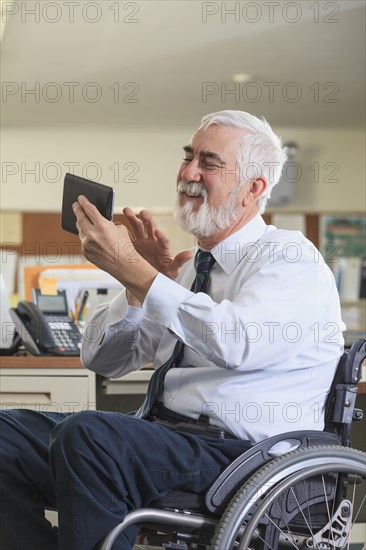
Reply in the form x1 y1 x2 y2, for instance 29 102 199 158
99 339 366 550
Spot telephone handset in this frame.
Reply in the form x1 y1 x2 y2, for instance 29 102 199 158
10 301 58 355
10 291 82 356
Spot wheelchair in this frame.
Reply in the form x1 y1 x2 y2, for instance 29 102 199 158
99 340 366 550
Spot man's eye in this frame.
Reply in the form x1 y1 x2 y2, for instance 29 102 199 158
203 162 219 170
183 157 193 163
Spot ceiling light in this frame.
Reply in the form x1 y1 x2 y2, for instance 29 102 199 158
232 73 252 83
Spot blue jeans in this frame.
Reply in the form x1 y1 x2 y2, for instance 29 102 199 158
0 409 251 550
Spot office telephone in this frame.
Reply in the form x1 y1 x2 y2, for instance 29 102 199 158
10 290 82 356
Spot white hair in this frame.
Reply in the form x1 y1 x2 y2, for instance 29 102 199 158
198 110 287 213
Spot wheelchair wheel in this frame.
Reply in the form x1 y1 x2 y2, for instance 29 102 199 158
211 445 366 550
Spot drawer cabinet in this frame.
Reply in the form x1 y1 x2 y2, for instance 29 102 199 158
0 358 96 412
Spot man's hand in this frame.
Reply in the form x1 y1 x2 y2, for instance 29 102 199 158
73 196 158 304
123 207 193 280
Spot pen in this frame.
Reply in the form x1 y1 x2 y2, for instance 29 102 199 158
78 290 89 321
82 303 90 321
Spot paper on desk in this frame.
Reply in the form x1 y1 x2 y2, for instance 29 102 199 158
0 274 15 348
76 287 121 321
39 269 123 314
0 248 18 294
40 277 58 295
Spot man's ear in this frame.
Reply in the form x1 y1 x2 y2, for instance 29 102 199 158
242 178 267 206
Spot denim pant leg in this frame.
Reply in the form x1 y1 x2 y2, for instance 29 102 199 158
0 409 70 550
50 410 251 550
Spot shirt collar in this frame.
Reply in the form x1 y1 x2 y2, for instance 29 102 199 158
199 214 267 275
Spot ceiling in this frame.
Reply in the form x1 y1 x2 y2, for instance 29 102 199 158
1 0 365 128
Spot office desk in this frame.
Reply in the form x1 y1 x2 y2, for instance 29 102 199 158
1 355 364 412
0 355 96 412
0 356 154 413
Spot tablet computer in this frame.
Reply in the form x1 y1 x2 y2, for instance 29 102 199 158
61 173 115 235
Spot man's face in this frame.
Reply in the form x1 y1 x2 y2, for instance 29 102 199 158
174 125 248 238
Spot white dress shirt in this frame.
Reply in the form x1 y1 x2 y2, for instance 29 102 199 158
81 214 345 443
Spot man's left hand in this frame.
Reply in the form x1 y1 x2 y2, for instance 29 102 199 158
123 207 193 280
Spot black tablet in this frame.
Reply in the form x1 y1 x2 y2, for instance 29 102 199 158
61 173 115 235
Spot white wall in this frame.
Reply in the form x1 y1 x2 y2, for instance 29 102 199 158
1 124 365 213
274 127 365 213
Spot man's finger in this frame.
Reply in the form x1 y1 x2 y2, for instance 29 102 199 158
77 195 103 224
174 250 194 269
154 229 170 248
138 210 156 239
73 200 93 232
123 207 145 239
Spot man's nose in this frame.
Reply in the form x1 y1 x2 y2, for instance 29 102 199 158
181 160 202 182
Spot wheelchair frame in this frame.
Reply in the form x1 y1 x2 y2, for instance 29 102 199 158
99 340 366 550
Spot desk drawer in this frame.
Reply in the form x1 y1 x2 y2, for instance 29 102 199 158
102 369 153 395
0 375 93 412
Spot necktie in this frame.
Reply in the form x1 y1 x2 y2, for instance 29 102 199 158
135 250 216 418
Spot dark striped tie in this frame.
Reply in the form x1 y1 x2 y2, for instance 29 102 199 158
135 250 216 418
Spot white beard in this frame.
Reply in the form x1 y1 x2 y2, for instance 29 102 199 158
173 181 242 238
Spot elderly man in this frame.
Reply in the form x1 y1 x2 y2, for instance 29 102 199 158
0 110 344 550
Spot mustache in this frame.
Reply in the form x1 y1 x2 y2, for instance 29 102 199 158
176 181 208 198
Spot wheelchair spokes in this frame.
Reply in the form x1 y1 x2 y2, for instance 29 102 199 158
238 471 365 550
211 447 366 550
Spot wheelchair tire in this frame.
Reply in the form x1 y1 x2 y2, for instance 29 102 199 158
211 445 366 550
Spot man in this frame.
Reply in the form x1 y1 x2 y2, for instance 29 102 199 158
0 111 345 550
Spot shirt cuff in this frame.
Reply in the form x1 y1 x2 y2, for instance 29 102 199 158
102 305 144 343
101 289 144 326
143 272 192 328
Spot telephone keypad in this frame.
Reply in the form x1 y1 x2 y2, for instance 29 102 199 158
47 315 82 354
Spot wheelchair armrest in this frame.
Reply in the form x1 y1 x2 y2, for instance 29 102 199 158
205 429 341 514
344 339 366 384
333 384 358 424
